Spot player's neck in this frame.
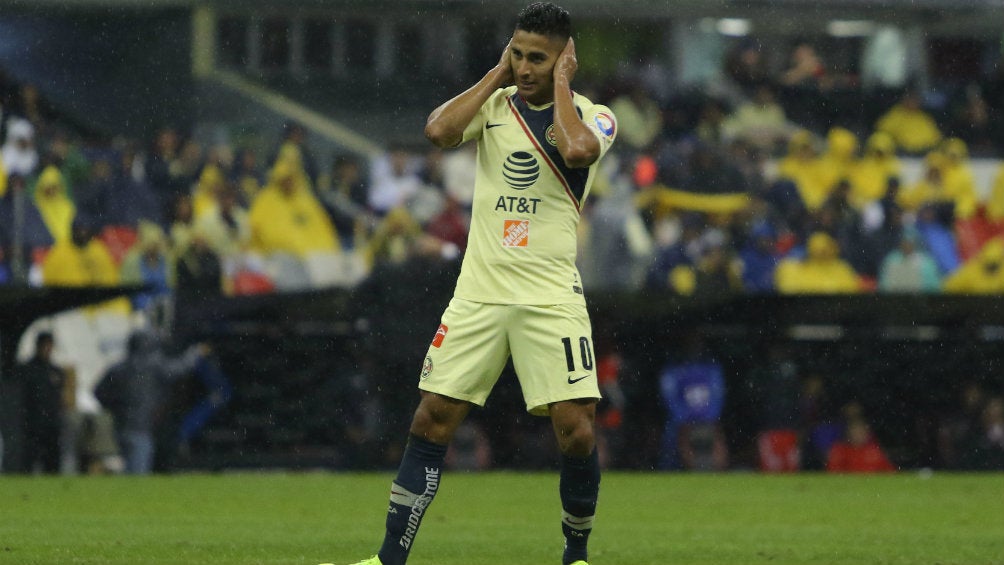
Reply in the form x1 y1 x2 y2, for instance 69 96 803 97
521 86 576 108
520 93 554 109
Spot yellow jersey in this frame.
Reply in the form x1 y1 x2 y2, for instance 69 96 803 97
450 86 616 305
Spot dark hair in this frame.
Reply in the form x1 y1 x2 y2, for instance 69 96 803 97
515 2 571 40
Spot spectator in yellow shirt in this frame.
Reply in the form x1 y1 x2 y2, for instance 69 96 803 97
775 232 862 294
33 165 76 244
850 132 901 208
41 219 132 311
192 163 226 220
42 220 119 287
898 141 978 221
813 127 859 210
874 90 942 154
898 151 950 213
777 129 828 212
248 158 340 258
943 239 1004 294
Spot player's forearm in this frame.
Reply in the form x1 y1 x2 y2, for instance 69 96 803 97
553 77 599 168
425 67 508 148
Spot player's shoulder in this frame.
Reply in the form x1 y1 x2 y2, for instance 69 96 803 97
572 91 613 117
574 91 617 142
484 86 518 110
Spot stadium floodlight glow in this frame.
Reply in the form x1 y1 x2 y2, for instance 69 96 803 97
827 20 876 37
716 18 752 37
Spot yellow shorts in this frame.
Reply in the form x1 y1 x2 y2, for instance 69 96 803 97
418 298 601 416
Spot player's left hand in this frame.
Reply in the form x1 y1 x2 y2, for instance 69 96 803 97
554 37 578 84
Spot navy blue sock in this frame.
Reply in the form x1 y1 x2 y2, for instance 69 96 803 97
559 449 600 565
378 435 448 565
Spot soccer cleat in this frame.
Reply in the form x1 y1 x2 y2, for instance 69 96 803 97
569 562 589 565
317 557 382 565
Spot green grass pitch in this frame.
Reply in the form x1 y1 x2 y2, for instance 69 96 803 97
1 472 1001 565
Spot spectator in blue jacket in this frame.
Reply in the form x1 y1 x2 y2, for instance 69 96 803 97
658 335 728 470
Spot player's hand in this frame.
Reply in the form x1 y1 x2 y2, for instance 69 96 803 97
496 38 515 87
554 37 578 84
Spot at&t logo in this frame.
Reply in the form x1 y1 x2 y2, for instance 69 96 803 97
503 151 539 190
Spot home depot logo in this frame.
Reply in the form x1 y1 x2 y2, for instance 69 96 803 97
503 219 529 247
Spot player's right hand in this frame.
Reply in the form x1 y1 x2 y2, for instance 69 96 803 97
496 38 515 87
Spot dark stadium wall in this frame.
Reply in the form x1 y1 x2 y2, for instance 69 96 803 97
170 279 1004 470
0 9 193 139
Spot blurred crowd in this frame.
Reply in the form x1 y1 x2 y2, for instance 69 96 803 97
646 337 1004 473
583 38 1004 296
0 68 469 297
3 42 1004 300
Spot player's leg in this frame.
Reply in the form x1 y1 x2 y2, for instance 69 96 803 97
374 392 471 565
550 398 598 456
550 399 600 565
349 299 509 565
508 303 602 565
410 390 473 444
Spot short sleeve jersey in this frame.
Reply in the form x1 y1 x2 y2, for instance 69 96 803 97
451 86 617 305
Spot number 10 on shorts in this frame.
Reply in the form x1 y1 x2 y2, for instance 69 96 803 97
561 336 594 372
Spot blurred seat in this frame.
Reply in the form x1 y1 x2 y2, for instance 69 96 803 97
99 225 138 265
265 253 312 292
231 270 275 295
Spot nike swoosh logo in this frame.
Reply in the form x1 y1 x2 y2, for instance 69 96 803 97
567 375 589 384
486 123 505 129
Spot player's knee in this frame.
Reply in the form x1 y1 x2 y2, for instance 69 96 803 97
410 394 468 444
556 421 595 457
410 404 444 441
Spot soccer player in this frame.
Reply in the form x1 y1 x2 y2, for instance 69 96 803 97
326 3 617 565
